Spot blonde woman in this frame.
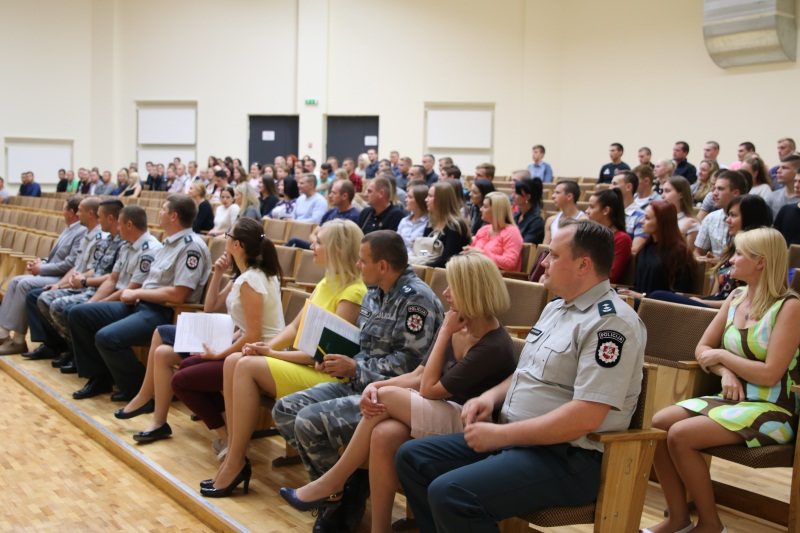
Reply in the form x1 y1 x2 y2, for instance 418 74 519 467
234 182 260 220
122 171 142 198
661 176 700 246
413 182 471 268
280 252 517 532
190 182 214 233
201 219 367 497
692 159 718 203
466 191 524 271
649 228 800 533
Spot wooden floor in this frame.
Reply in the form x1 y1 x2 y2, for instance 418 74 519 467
0 352 790 532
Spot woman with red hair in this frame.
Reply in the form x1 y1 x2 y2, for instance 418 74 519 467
619 200 697 300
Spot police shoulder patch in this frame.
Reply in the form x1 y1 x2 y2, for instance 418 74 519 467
405 304 428 334
598 299 616 317
93 248 102 260
185 250 201 270
139 254 153 273
595 330 625 368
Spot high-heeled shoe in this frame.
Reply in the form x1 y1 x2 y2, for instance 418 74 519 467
200 459 250 490
200 462 252 498
279 487 343 512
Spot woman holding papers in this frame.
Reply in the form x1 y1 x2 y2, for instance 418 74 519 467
116 218 284 447
279 252 517 531
200 218 367 497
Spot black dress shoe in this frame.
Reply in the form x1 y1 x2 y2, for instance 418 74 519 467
72 377 113 400
110 391 134 402
114 399 155 420
22 345 56 360
132 423 172 443
51 353 73 368
59 360 77 374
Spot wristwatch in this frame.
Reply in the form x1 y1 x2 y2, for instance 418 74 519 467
80 277 88 288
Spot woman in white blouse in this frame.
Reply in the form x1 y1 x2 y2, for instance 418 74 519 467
208 186 240 236
397 184 430 253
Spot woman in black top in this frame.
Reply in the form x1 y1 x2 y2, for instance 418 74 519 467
190 181 214 233
467 178 495 236
619 200 697 299
259 176 279 218
419 182 471 268
512 177 545 244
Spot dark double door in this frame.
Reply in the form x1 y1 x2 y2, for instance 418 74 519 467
326 116 379 162
248 115 299 166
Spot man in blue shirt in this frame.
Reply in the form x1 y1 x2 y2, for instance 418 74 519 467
19 171 42 197
527 144 554 183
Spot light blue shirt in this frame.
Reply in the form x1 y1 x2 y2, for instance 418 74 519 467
527 161 553 183
295 193 328 223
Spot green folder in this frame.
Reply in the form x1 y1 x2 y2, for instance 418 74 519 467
313 327 361 363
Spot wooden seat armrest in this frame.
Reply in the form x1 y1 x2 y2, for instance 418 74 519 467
588 428 667 443
167 303 205 315
676 360 701 370
288 282 316 293
281 276 296 285
505 326 531 338
501 271 529 280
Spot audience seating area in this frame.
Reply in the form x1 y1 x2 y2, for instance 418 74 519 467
0 191 798 532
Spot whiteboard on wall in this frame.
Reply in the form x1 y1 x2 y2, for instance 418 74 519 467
432 153 492 175
5 140 73 185
137 148 197 168
426 108 493 149
137 106 197 145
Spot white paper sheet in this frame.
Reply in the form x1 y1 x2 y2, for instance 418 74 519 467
296 302 360 359
174 313 234 354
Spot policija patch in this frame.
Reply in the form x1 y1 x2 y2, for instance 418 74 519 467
406 304 428 334
186 251 201 270
595 330 625 368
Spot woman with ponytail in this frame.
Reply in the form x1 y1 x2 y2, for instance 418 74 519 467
115 217 285 449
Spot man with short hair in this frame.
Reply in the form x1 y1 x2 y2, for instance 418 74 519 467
695 170 746 258
56 168 69 193
325 156 339 172
638 147 654 169
632 165 661 208
397 157 412 190
389 150 401 178
323 179 360 223
342 158 362 192
703 141 721 166
19 171 42 197
82 170 101 195
438 156 454 176
65 170 80 193
770 137 797 183
295 173 328 223
729 141 755 171
25 200 126 369
610 171 648 253
0 197 88 354
543 180 587 245
475 163 495 183
598 143 630 184
407 165 426 187
145 164 165 191
527 144 553 183
358 177 405 233
168 164 189 193
69 194 211 401
672 141 697 184
422 154 438 185
653 159 675 191
365 148 379 179
773 174 800 245
187 161 199 181
95 171 116 195
274 230 443 532
395 220 645 533
767 154 800 215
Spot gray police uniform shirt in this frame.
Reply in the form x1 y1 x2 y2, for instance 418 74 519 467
353 267 444 391
39 221 88 277
113 232 163 290
73 225 108 273
500 280 645 453
141 228 210 303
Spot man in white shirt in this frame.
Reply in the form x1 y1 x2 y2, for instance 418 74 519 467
294 173 328 223
694 170 746 259
632 165 661 208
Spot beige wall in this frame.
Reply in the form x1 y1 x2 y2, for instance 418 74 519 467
3 0 799 186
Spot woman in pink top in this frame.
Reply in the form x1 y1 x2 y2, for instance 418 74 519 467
466 191 523 271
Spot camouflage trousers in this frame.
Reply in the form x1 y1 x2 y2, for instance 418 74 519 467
273 381 363 480
38 288 95 339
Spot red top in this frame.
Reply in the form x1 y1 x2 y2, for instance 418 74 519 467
349 173 363 192
611 229 633 284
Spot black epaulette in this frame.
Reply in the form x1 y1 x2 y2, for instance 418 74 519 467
401 285 417 297
142 241 149 251
184 235 193 244
597 299 617 317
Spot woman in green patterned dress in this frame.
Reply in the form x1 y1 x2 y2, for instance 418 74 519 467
645 227 800 533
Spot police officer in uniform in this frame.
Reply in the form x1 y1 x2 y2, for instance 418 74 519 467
24 200 125 366
395 220 646 533
0 197 88 354
69 194 210 401
272 230 443 532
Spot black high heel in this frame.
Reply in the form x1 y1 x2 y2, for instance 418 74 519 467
200 462 252 498
199 458 250 490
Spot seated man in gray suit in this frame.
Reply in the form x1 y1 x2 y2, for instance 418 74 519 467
0 196 87 354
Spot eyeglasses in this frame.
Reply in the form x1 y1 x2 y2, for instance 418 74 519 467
224 232 233 239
